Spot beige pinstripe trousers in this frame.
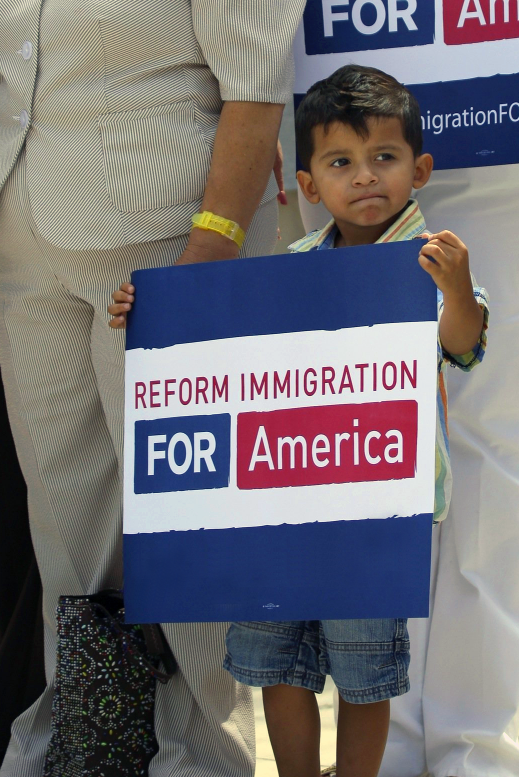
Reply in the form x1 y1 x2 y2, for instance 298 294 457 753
0 151 278 777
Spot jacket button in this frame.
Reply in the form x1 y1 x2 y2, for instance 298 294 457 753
21 41 33 60
19 110 29 129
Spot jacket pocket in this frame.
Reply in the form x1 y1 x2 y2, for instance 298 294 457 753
99 102 211 214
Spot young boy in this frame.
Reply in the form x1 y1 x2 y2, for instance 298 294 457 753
222 65 489 777
108 64 488 777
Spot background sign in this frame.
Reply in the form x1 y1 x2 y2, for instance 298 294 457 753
295 0 519 169
123 243 437 623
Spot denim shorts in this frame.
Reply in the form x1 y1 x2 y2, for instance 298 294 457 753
224 618 410 704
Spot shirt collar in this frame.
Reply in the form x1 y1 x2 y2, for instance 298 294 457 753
289 199 426 252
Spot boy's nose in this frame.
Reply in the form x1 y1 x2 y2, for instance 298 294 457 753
352 164 378 186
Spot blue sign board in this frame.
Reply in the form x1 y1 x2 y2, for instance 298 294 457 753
123 243 437 623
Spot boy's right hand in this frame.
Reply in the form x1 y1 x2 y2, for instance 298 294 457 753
108 282 135 329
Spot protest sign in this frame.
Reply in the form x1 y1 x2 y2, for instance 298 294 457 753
123 241 437 623
295 0 519 169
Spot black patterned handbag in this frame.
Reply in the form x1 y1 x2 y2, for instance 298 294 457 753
43 590 176 777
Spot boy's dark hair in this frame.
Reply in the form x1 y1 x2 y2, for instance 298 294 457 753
295 65 423 171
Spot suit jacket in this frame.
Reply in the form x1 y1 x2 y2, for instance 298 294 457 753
0 0 304 251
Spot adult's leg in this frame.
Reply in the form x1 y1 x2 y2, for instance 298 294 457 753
350 166 519 777
65 197 279 777
416 166 519 777
0 160 126 776
68 250 260 777
377 526 440 777
0 373 45 762
0 147 277 777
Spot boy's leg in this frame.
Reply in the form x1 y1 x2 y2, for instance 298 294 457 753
262 685 321 777
322 618 409 777
225 620 328 777
336 697 389 777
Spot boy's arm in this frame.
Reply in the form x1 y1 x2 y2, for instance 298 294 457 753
418 231 485 356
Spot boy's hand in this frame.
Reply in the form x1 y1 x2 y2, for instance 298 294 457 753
108 282 134 329
418 230 484 356
418 231 473 297
107 232 239 330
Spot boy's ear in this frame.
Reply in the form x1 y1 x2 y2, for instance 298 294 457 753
297 169 321 204
413 153 433 190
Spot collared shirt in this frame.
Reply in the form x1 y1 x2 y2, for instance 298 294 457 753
289 200 489 522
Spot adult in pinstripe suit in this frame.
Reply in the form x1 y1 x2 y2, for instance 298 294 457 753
0 1 306 775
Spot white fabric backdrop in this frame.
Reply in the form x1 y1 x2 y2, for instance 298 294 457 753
299 164 519 776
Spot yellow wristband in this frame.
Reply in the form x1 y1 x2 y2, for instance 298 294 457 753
191 211 245 248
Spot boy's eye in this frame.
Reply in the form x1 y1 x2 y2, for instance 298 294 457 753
331 157 349 167
375 153 394 161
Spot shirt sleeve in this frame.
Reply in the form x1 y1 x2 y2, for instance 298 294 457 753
191 0 306 103
439 276 489 372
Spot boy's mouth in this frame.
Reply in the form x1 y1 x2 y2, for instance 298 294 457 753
351 193 385 203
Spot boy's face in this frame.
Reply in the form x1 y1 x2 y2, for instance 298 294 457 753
297 116 433 246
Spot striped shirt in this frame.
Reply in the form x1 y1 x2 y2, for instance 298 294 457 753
289 200 489 522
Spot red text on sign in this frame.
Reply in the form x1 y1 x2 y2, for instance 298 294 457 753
237 400 417 490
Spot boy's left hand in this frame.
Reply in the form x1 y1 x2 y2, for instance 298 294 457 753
417 230 473 297
418 230 484 356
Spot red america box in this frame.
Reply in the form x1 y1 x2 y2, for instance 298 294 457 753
237 400 418 490
444 0 519 45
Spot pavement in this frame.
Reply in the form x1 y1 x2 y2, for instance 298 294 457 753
253 677 336 777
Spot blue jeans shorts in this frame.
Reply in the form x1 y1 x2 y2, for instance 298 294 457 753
224 618 410 704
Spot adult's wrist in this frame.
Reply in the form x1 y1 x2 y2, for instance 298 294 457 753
179 227 241 265
192 211 245 248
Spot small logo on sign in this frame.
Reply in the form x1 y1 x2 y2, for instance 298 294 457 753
262 603 280 609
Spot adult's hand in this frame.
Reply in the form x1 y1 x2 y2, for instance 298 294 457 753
174 227 240 266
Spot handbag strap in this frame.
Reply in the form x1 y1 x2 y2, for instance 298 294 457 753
141 623 177 680
83 601 177 684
